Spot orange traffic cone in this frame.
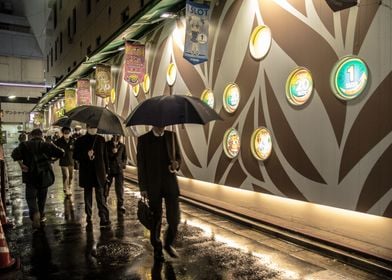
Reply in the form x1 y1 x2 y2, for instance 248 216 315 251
0 223 17 272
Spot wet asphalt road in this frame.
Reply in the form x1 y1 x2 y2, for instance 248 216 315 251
1 143 387 280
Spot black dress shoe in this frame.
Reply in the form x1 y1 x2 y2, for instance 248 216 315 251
163 245 179 258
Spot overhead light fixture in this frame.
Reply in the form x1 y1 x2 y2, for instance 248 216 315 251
118 46 125 51
160 12 176 19
8 95 16 99
0 82 52 89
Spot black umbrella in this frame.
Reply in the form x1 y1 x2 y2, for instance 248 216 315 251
52 116 73 127
66 105 128 135
125 95 222 127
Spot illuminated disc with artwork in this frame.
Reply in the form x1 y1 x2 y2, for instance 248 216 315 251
142 74 150 93
166 63 177 86
132 84 140 97
223 83 240 113
201 89 214 109
251 127 272 161
286 67 313 106
331 56 369 100
110 88 116 103
249 25 272 60
223 128 241 159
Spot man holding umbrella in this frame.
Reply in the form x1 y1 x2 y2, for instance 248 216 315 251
73 125 111 227
137 126 182 262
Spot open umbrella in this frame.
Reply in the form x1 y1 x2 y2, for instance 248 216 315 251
52 116 73 127
66 105 128 135
125 95 222 127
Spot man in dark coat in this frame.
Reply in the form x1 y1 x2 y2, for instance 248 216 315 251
54 127 75 197
137 126 181 262
73 126 111 227
105 135 127 213
11 128 64 229
71 125 82 170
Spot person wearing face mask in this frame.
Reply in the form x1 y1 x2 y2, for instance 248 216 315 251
73 125 111 227
54 127 75 197
137 126 181 262
105 135 127 213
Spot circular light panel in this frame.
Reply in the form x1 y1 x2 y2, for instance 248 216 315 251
330 56 369 100
142 74 150 93
223 128 241 159
286 67 313 106
166 63 177 86
223 83 240 113
201 89 215 109
249 25 272 60
251 127 272 161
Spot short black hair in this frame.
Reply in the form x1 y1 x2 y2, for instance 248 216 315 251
30 128 43 138
61 127 71 133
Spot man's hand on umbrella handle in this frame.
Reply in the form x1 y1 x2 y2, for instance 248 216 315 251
20 163 29 173
169 160 179 173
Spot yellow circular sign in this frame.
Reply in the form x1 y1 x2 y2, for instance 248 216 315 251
249 25 272 60
200 89 214 109
223 128 241 159
142 74 150 93
251 127 272 160
133 84 140 97
110 88 116 103
166 63 177 86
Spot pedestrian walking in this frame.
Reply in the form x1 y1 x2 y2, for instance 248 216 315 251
54 127 75 197
105 135 127 214
137 126 181 262
11 128 64 229
72 125 82 170
73 125 111 227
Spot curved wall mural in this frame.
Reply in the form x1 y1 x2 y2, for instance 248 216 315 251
86 0 391 218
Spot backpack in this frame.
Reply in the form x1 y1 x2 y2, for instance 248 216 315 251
28 142 55 188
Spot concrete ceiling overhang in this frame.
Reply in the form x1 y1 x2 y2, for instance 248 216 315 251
33 0 185 112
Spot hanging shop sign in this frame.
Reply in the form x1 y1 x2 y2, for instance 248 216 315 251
223 83 240 113
331 56 369 100
249 25 272 60
33 112 43 126
124 42 146 85
183 0 210 65
286 67 313 106
142 74 150 93
77 79 92 106
65 88 77 112
200 89 214 108
251 127 272 161
223 128 241 159
95 64 112 98
166 63 177 86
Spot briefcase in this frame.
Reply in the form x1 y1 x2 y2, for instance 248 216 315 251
137 198 153 230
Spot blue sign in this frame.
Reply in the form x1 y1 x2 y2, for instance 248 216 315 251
183 0 210 65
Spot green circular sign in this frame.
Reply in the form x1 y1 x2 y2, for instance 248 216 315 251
331 56 369 100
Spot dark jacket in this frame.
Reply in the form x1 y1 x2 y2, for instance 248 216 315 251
11 138 64 184
73 133 108 188
54 137 75 166
137 130 181 200
106 141 127 175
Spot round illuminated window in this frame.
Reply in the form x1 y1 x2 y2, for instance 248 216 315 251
223 128 241 159
223 83 240 113
251 127 272 161
330 56 369 100
200 89 214 109
166 63 177 86
249 25 272 60
142 74 150 93
133 84 140 97
110 88 116 104
286 67 313 106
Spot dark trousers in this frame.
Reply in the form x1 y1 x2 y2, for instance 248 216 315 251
107 172 124 208
149 195 180 251
25 185 48 220
84 186 110 222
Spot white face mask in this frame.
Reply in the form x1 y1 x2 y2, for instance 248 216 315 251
87 128 98 135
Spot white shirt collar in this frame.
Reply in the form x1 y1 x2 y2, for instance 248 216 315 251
152 129 165 137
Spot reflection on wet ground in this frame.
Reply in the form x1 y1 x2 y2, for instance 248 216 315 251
1 144 387 280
